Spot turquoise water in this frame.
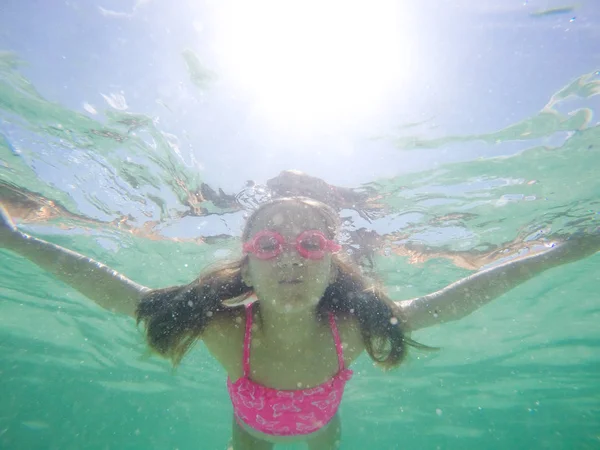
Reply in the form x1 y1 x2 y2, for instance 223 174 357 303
2 6 600 449
1 253 599 450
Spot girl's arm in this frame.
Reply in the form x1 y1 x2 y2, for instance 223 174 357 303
397 234 600 331
0 205 149 317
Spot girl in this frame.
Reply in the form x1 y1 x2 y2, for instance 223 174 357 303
0 197 598 449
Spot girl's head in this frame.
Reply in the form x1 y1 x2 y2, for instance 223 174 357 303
137 196 426 367
240 197 341 314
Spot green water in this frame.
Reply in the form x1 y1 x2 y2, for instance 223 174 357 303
1 54 600 449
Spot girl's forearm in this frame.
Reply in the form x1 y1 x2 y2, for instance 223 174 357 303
6 231 149 317
398 239 598 331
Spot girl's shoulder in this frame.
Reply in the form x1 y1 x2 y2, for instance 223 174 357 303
201 308 247 369
335 314 365 364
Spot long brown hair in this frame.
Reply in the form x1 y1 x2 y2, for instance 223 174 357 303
137 197 426 368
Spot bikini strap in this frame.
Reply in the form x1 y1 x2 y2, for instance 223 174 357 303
242 304 254 377
328 313 346 371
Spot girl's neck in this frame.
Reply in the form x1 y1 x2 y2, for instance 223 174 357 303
257 303 322 348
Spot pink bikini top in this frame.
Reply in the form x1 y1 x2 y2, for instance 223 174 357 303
226 304 354 437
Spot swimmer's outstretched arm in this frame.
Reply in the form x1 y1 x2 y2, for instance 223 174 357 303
397 234 600 331
0 205 149 317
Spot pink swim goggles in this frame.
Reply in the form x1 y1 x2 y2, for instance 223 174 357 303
243 230 341 260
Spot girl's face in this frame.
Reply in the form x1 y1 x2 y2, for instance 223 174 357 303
242 203 337 313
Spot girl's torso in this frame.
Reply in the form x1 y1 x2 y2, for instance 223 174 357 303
202 306 364 442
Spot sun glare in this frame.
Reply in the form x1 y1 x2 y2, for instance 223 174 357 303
210 0 415 131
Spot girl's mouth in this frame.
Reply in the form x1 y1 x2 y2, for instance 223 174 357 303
279 278 303 284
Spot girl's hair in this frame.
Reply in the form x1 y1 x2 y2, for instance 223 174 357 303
137 197 426 368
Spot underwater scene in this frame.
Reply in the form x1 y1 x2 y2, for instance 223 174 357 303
1 1 599 449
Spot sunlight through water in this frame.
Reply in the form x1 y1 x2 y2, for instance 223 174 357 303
209 0 416 131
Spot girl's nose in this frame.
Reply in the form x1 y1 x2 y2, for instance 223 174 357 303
278 247 303 266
